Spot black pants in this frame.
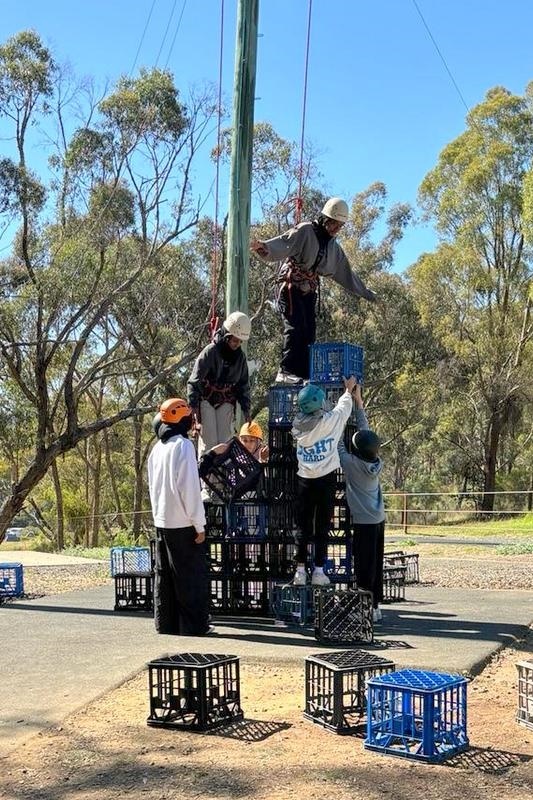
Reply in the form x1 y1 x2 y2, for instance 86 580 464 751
352 521 385 608
295 472 336 567
154 527 209 636
278 286 317 379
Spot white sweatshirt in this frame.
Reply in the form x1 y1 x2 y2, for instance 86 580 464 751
292 390 353 479
147 435 206 532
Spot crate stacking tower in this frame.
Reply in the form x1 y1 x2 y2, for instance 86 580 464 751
207 343 365 620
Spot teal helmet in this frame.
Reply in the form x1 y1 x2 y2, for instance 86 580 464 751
297 383 325 414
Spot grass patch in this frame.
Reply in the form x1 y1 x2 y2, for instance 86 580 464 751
61 546 109 560
496 540 533 556
388 513 533 539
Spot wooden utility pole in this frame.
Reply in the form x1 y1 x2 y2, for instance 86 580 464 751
226 0 259 318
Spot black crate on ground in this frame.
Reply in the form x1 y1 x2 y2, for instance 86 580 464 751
304 650 395 734
264 462 298 501
201 438 262 503
225 501 268 541
516 659 533 731
205 501 226 536
268 424 297 464
271 583 315 626
382 565 407 603
147 653 243 731
384 551 420 584
114 573 153 612
315 588 373 644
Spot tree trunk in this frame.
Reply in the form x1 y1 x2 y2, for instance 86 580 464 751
50 458 65 551
103 428 127 529
132 415 144 542
480 414 502 512
0 454 51 542
90 437 102 548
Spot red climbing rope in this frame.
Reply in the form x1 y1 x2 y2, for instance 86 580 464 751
209 0 225 340
295 0 313 225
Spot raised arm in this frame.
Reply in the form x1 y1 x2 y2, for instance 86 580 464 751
321 244 377 302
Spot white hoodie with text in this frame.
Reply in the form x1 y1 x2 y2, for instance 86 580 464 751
291 390 353 479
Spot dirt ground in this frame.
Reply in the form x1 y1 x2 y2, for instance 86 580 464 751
1 629 532 800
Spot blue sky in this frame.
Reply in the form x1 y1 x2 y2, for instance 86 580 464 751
3 0 533 271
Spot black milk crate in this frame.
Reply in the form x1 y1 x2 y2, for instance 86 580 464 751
310 342 364 384
110 546 151 577
384 551 420 584
516 659 533 731
114 573 153 612
225 501 268 541
226 542 269 575
268 385 301 426
325 541 353 578
327 500 351 540
209 577 270 616
0 562 24 597
268 424 297 464
208 541 226 574
201 438 262 503
323 386 358 423
315 588 373 644
268 501 298 538
304 650 395 734
382 565 407 603
269 540 298 581
147 653 243 731
205 501 226 536
264 462 298 501
271 583 315 627
335 467 347 494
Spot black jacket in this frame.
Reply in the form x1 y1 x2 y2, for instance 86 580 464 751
187 328 250 414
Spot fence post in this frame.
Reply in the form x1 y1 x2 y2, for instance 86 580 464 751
402 492 408 536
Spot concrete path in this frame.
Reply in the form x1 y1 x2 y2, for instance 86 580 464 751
0 550 106 566
1 583 532 757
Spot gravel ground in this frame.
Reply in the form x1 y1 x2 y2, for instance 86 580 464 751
4 553 532 599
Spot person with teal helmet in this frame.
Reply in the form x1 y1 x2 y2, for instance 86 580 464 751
291 375 357 585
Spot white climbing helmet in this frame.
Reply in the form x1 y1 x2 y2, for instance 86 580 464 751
321 197 349 224
223 311 252 341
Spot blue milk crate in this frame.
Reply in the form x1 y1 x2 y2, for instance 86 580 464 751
268 385 301 426
270 583 315 627
225 502 268 541
310 342 364 384
0 562 24 597
110 546 151 577
365 669 469 763
324 540 353 578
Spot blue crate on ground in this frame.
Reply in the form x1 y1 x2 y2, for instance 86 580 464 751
365 669 469 763
271 583 315 627
268 385 301 426
225 501 268 541
310 342 364 384
110 546 151 577
0 562 24 597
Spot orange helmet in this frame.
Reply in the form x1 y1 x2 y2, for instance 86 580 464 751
239 421 263 440
159 398 192 424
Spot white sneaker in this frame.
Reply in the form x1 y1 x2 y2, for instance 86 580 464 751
275 370 303 385
293 568 308 586
311 568 331 586
372 607 382 623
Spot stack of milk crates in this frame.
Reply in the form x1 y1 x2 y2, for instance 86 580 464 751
111 545 153 612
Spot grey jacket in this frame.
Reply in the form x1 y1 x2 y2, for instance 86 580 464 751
339 408 385 525
261 221 377 300
187 328 250 414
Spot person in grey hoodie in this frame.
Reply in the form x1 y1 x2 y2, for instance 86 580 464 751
291 376 357 586
338 382 385 623
250 198 377 383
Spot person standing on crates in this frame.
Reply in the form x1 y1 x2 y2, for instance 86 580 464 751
338 381 385 623
291 376 357 585
250 198 377 383
147 398 213 636
187 312 252 458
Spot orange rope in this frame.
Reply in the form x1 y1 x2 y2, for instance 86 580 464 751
209 0 225 340
295 0 313 224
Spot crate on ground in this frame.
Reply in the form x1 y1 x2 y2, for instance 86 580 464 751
268 385 301 426
147 653 243 731
201 438 263 503
0 562 24 597
315 587 373 644
382 565 407 602
114 573 153 612
225 501 268 541
365 669 469 762
271 583 315 627
310 342 364 384
384 551 420 584
110 546 151 577
516 659 533 731
304 650 395 734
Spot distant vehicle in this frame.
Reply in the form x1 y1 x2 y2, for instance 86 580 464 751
4 528 23 542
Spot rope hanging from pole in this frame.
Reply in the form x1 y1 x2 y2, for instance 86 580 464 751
209 0 225 340
295 0 313 225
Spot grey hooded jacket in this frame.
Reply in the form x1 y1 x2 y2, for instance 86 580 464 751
260 221 377 300
339 408 385 525
187 327 250 414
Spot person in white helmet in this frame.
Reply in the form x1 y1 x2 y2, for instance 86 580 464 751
250 198 377 383
187 312 252 458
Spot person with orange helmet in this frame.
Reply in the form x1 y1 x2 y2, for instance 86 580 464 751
187 312 252 459
250 197 377 383
147 398 212 636
198 420 269 501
